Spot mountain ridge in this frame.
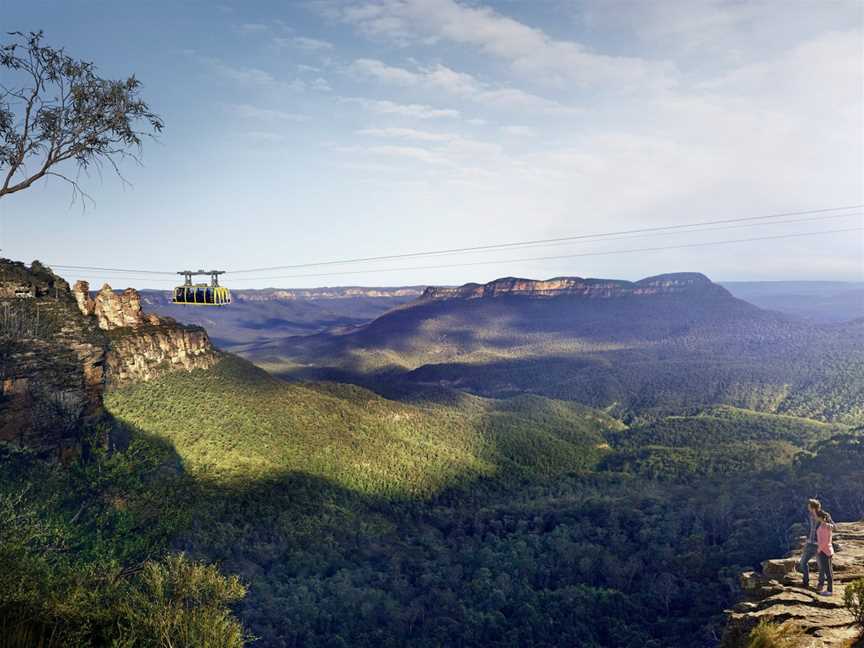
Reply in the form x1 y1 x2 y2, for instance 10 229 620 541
420 272 727 300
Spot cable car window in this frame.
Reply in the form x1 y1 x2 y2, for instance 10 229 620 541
172 272 229 307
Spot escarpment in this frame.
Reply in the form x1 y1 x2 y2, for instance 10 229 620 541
1 260 106 459
420 272 733 301
0 259 218 458
72 280 218 385
226 286 426 301
721 520 864 647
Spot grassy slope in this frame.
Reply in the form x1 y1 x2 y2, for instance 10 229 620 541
104 355 624 498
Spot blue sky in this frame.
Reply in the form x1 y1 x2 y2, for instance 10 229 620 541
1 0 862 289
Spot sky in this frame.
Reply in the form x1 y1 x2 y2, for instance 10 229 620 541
1 0 862 289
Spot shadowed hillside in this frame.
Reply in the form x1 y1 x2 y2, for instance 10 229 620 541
245 273 864 424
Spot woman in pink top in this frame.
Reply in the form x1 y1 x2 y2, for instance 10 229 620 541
816 510 835 596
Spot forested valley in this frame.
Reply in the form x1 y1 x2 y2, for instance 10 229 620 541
3 354 862 647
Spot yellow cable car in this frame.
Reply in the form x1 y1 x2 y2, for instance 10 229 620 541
171 270 231 306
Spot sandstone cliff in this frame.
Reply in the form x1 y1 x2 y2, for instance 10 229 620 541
722 520 864 647
230 286 426 302
1 259 107 458
72 280 218 385
0 259 219 459
420 272 731 301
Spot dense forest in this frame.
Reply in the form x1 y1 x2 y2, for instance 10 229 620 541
262 285 864 426
3 356 862 646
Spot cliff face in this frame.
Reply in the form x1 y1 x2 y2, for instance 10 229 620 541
421 273 730 301
231 287 426 302
0 260 219 459
722 520 864 647
72 280 218 386
1 260 108 458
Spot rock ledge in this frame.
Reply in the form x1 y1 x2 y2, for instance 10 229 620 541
722 521 864 647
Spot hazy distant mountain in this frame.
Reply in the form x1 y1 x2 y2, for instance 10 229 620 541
254 272 864 423
139 286 424 350
138 279 863 354
721 281 864 323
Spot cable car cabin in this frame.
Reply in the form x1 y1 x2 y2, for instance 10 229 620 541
171 284 231 306
171 270 231 306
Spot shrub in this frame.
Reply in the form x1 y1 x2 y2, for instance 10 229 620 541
114 554 248 648
845 578 864 629
747 619 799 648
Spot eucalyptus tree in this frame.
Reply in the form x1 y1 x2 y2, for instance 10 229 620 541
0 31 162 203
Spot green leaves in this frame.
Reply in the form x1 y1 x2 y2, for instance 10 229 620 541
844 579 864 630
0 442 246 647
0 31 162 201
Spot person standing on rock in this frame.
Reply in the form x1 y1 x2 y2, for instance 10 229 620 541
797 498 822 588
816 510 835 596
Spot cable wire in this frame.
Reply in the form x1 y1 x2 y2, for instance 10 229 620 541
46 204 863 276
226 226 863 281
228 205 864 273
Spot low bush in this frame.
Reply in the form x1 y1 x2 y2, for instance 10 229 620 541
845 578 864 630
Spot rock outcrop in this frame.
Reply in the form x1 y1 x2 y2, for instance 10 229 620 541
722 520 864 647
105 324 216 385
71 280 218 386
1 261 107 458
1 260 220 459
421 273 731 301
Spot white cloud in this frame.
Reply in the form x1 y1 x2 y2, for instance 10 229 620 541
349 57 573 112
343 97 460 119
501 125 537 137
357 127 455 142
350 126 510 172
326 0 677 88
225 103 310 122
367 145 452 165
351 58 421 84
273 35 334 52
293 36 334 51
581 0 861 68
310 77 333 92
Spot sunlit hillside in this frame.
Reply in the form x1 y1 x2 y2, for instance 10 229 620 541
104 355 624 496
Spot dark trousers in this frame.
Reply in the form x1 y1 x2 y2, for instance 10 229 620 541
798 542 818 586
817 552 833 592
